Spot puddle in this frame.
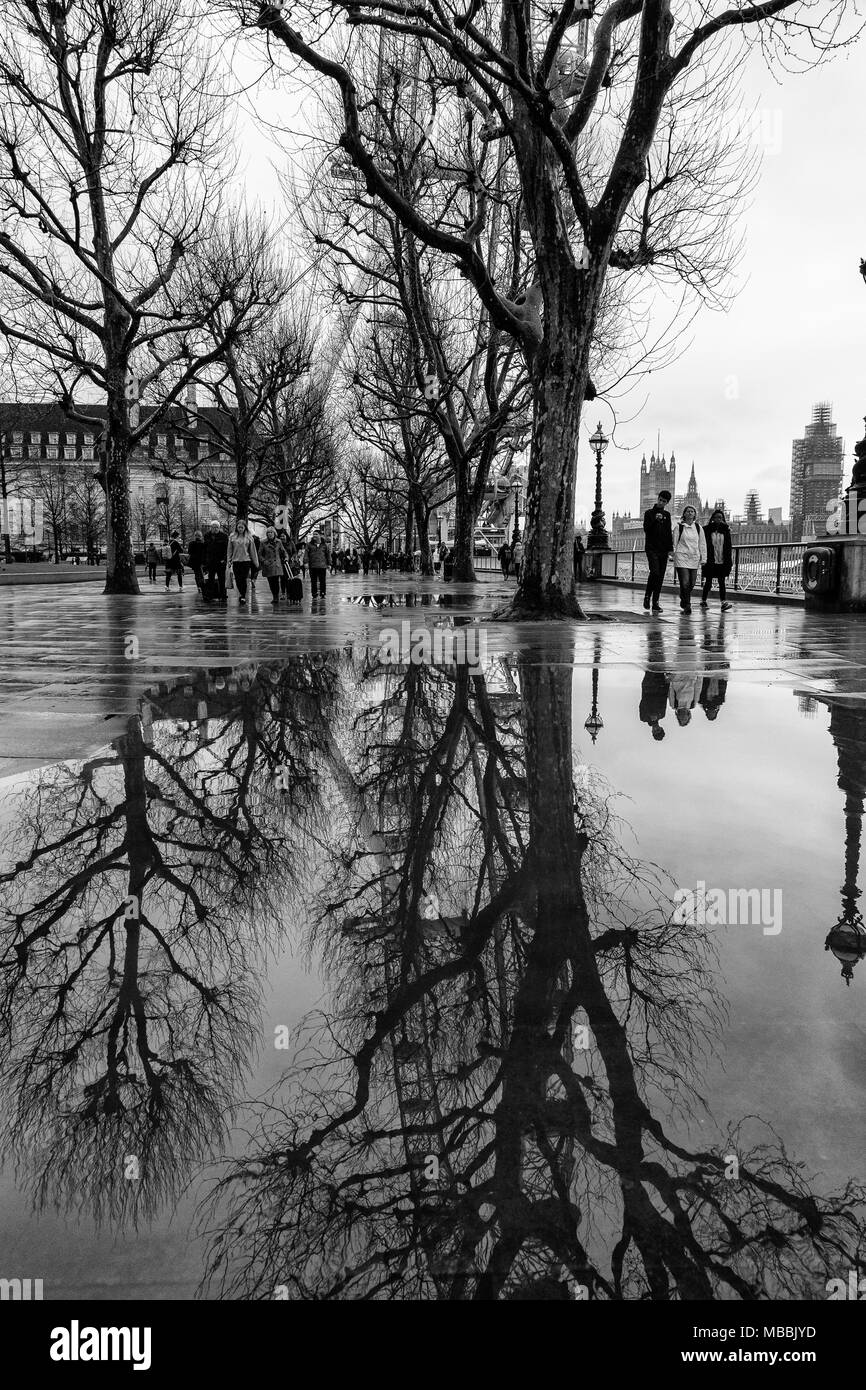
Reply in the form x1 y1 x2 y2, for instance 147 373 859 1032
1 646 865 1299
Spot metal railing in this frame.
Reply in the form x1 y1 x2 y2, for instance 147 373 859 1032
596 544 807 599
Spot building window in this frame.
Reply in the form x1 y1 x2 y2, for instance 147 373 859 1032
65 433 76 445
156 434 167 447
83 433 94 445
28 447 40 459
30 433 40 445
47 447 59 460
48 433 59 445
198 442 209 458
81 447 94 461
10 447 22 459
64 447 76 460
12 432 23 444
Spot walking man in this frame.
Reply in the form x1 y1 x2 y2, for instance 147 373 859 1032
643 489 673 614
307 530 330 599
203 519 228 605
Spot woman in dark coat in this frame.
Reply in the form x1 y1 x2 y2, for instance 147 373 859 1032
700 509 733 610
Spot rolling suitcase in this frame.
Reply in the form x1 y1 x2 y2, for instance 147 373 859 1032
288 572 303 603
202 574 219 601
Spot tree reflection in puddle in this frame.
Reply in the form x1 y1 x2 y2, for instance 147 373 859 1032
0 657 339 1228
1 651 865 1299
191 654 864 1300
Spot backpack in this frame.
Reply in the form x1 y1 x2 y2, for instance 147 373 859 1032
161 543 172 561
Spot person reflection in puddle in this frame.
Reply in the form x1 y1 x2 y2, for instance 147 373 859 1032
668 664 703 726
699 671 728 720
639 632 668 740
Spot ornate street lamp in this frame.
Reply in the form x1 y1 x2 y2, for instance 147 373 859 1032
584 637 604 742
510 474 522 548
586 420 609 552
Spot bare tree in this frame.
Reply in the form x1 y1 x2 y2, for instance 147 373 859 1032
301 46 531 579
155 214 313 522
345 315 453 570
0 0 242 594
262 375 343 543
242 0 859 614
67 469 106 560
30 460 69 559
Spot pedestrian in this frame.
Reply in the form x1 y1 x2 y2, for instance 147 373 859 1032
498 541 512 578
573 532 585 583
258 525 289 605
700 509 733 611
306 529 330 599
164 532 184 590
187 529 206 595
276 526 294 597
297 542 307 578
643 489 673 613
511 538 524 577
672 506 707 615
330 546 339 576
362 549 370 576
228 518 258 606
443 546 454 581
203 519 228 604
145 540 159 584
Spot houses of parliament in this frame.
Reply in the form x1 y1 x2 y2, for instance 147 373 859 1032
610 447 795 551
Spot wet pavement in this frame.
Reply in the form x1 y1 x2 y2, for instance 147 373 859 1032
1 576 866 1300
2 573 866 775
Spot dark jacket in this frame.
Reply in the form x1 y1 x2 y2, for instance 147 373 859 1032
643 505 673 555
306 538 330 569
699 674 728 720
187 538 206 568
166 538 183 570
258 537 288 578
204 529 228 567
702 522 733 577
639 671 668 725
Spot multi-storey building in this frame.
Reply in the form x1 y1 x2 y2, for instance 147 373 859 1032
639 448 676 514
789 403 844 538
0 388 235 554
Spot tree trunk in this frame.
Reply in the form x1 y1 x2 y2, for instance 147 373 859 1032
103 424 141 596
413 497 433 575
236 462 250 523
452 458 477 582
507 344 588 619
403 500 413 557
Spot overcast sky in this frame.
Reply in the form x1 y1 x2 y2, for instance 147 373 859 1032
576 42 866 526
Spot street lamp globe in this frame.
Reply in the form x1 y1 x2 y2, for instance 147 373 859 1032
589 422 609 456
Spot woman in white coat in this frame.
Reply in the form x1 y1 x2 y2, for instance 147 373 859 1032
671 506 707 615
